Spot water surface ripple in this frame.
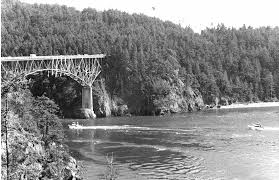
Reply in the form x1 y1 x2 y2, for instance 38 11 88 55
63 107 279 180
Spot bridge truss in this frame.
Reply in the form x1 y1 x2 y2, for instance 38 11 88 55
1 54 106 87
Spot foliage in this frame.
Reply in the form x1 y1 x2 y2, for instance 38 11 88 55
1 0 279 115
1 76 77 180
1 110 44 180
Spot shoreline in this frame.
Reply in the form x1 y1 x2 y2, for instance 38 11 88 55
220 102 279 109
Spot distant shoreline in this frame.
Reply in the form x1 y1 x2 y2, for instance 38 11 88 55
220 102 279 109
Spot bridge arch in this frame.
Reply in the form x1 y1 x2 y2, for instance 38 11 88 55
1 54 106 119
25 69 88 86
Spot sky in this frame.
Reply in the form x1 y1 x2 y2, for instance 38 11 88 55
20 0 279 33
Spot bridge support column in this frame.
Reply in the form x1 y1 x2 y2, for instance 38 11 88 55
80 86 96 119
82 86 93 109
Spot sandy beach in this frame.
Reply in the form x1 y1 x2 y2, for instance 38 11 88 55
220 102 279 109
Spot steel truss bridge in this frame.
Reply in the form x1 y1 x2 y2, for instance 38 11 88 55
1 54 106 118
1 54 106 87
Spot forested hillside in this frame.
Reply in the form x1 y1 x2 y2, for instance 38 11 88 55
2 0 279 115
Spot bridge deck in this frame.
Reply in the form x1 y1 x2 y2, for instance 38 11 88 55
1 54 106 62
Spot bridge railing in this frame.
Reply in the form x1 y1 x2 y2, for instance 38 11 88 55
1 54 106 62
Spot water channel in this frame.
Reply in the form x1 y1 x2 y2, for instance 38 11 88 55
62 107 279 180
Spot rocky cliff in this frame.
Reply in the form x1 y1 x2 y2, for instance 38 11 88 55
92 75 204 117
152 78 204 115
93 83 129 117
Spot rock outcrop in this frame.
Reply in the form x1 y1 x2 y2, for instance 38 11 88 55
92 79 130 117
110 96 129 116
153 79 205 115
66 108 96 119
94 94 129 117
186 87 204 112
219 96 232 106
64 156 82 180
93 88 112 117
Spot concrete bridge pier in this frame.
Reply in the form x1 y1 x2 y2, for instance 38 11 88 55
80 86 96 119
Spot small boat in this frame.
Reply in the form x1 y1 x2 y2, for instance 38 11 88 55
68 122 83 129
248 123 264 131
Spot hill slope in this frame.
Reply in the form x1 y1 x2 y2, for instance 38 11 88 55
2 0 279 116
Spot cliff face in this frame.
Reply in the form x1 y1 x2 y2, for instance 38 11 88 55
94 94 130 117
92 75 204 117
93 80 129 117
94 90 111 117
152 79 204 115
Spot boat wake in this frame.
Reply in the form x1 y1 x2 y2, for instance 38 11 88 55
68 125 196 132
262 127 279 131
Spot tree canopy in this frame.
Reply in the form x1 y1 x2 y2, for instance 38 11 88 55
2 0 279 114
